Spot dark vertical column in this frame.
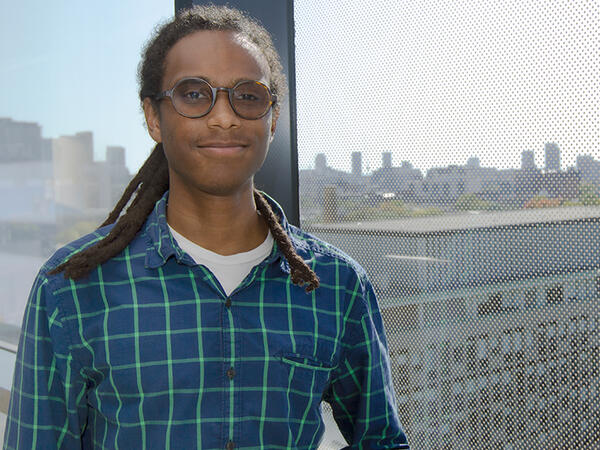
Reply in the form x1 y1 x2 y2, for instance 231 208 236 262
174 0 299 226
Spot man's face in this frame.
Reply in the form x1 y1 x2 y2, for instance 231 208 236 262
143 30 277 197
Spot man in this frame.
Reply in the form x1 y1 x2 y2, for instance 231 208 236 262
4 5 409 449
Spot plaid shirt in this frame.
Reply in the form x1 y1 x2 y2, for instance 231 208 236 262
4 192 409 450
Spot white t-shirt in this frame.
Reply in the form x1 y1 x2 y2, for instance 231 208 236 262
168 225 274 296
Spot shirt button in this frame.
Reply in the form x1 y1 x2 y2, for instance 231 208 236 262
227 367 235 380
225 298 232 308
226 440 235 450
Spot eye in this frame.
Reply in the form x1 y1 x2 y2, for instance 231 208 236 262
181 89 209 102
234 92 260 102
233 82 270 103
174 80 212 104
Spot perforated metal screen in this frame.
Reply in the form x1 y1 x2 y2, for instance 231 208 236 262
294 1 600 448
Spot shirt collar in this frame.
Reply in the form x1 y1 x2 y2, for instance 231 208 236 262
144 190 305 274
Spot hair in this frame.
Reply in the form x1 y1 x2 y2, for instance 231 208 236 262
139 4 287 109
49 5 319 292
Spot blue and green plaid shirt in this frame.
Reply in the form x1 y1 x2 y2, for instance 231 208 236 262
4 192 409 449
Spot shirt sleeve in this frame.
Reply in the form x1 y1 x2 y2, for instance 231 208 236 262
3 272 88 449
324 273 410 449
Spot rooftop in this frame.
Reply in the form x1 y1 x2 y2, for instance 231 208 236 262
308 206 600 235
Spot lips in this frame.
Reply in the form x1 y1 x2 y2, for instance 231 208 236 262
197 142 247 147
194 141 248 157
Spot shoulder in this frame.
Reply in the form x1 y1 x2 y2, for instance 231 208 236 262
42 223 116 276
287 223 369 285
286 225 383 321
41 220 150 289
31 221 149 316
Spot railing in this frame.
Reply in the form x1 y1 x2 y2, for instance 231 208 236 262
0 323 20 416
0 387 9 415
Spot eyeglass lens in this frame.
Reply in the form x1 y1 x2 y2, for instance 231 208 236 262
172 79 271 119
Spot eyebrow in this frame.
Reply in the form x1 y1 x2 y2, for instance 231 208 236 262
186 76 263 86
173 75 268 87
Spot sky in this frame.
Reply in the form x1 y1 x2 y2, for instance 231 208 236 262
1 0 598 175
294 0 599 174
0 0 174 172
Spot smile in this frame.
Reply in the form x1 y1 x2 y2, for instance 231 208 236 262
195 143 248 156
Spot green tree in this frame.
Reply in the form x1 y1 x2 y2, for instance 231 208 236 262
579 184 600 206
345 199 408 221
56 221 98 245
455 193 490 211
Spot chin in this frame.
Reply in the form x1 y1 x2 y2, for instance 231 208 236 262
193 179 255 197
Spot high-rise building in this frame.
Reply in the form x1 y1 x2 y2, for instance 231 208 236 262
466 157 480 168
103 146 131 209
576 155 600 185
351 151 362 177
315 153 327 171
545 143 561 172
52 131 95 211
521 150 536 170
106 146 125 167
0 118 51 162
382 152 392 169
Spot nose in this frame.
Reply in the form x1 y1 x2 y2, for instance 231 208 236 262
206 89 241 129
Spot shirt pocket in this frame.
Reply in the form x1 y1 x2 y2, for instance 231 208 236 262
276 348 335 403
280 352 334 371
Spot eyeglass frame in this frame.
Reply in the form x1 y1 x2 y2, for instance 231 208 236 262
154 77 278 120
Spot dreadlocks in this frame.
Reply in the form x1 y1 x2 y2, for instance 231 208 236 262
254 190 320 292
50 5 319 292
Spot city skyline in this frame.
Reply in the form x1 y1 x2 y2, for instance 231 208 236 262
0 117 131 224
304 142 600 177
3 114 599 177
1 1 173 174
294 0 599 176
2 0 598 177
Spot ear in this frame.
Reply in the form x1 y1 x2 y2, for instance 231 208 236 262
143 98 162 143
269 109 279 142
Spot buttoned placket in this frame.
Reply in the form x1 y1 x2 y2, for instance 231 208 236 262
223 290 237 447
218 251 284 448
172 234 286 448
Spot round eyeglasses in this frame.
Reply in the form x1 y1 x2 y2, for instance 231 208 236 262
154 78 277 120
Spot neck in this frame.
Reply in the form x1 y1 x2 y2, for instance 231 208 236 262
166 180 269 255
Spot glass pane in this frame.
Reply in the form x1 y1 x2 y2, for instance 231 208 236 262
0 2 173 328
295 1 599 448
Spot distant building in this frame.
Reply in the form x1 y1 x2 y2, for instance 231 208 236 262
514 168 543 203
521 150 536 170
52 131 95 212
300 145 592 221
351 151 362 177
315 153 327 172
419 159 510 206
545 143 561 173
543 170 580 199
423 165 467 204
52 132 132 214
106 146 130 204
466 157 480 168
576 155 600 186
0 122 132 257
370 161 423 199
0 118 51 162
382 152 393 169
106 145 126 166
514 168 580 205
300 154 369 222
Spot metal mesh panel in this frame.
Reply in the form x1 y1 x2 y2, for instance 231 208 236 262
294 1 599 448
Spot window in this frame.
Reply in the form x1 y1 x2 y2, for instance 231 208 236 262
294 0 600 447
0 0 173 434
